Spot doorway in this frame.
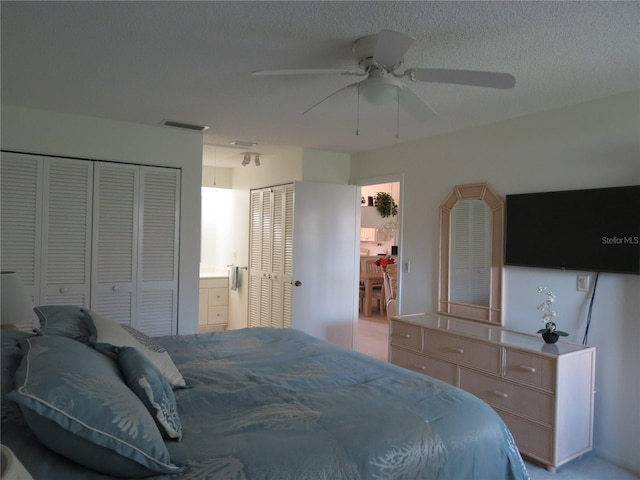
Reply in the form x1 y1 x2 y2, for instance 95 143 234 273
356 179 401 361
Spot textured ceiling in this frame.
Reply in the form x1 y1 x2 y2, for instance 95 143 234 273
2 1 639 167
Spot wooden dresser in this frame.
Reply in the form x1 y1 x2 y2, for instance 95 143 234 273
389 313 596 471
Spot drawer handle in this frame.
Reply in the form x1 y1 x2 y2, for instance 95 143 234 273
59 287 68 294
492 390 509 399
412 364 427 371
449 347 464 354
519 365 536 373
397 333 411 339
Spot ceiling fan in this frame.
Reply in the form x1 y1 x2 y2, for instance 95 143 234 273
253 30 516 122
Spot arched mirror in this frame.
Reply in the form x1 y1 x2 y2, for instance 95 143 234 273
439 183 504 325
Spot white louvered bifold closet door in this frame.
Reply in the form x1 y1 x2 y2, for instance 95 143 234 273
272 185 294 329
40 158 93 307
136 167 180 336
249 188 270 327
0 152 43 329
248 184 294 329
91 163 139 326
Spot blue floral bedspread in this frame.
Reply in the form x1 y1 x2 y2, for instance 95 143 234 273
1 327 529 479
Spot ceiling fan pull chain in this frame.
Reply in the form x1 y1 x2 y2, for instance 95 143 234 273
356 84 361 136
395 89 400 139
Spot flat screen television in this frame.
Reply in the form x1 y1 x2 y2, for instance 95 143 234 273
504 185 640 275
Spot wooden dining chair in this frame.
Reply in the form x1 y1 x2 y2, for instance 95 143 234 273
361 259 385 315
383 263 398 319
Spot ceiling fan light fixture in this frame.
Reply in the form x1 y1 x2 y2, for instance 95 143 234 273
359 76 403 105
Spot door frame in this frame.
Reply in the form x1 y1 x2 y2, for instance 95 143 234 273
354 173 404 318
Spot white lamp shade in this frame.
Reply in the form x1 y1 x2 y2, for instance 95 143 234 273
1 271 36 327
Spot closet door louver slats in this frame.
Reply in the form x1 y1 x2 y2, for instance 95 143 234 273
284 186 295 276
248 184 295 330
41 158 93 306
91 163 138 326
138 291 175 336
272 188 284 275
1 153 181 335
137 167 180 335
0 153 42 321
249 191 262 272
260 190 273 272
249 274 261 328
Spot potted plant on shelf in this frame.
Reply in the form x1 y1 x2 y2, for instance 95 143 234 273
374 192 398 218
535 286 569 343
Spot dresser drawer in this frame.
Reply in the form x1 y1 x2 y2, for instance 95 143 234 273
498 410 554 463
424 330 501 374
504 349 556 391
208 287 228 306
460 369 554 426
389 321 421 351
390 347 457 385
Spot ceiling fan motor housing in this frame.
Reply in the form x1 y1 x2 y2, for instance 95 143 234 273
353 34 402 71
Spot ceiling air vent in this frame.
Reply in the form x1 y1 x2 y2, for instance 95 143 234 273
161 120 209 132
230 140 258 147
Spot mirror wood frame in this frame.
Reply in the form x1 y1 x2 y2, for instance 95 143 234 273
439 183 504 325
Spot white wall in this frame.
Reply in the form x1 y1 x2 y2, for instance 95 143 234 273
1 105 204 335
200 187 235 275
350 91 640 474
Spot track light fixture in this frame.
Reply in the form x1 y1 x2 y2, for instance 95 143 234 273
241 152 261 167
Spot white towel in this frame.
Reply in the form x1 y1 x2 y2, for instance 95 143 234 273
230 266 240 291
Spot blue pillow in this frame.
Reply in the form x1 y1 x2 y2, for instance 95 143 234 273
85 311 186 389
1 330 33 399
33 305 91 343
118 346 183 440
6 335 185 477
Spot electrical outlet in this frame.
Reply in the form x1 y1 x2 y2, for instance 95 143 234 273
577 274 589 292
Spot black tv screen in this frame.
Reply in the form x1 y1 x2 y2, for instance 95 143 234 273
504 186 640 275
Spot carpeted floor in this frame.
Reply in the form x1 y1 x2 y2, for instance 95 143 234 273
356 314 639 480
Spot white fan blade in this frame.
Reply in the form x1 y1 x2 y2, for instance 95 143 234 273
410 68 516 89
373 30 415 69
302 82 359 115
252 69 360 76
399 86 437 122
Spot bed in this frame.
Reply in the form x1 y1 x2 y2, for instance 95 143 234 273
1 306 529 479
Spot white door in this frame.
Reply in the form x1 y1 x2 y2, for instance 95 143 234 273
91 162 139 325
248 184 294 329
40 158 93 306
290 181 360 349
0 152 43 318
136 167 180 335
